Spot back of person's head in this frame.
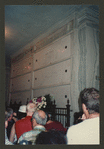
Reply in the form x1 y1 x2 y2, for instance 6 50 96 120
80 88 99 114
6 108 13 121
35 130 67 144
32 110 47 125
6 108 13 118
17 112 27 120
26 103 37 113
17 105 27 119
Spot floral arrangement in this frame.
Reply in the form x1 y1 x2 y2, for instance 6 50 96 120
31 94 54 112
32 96 47 110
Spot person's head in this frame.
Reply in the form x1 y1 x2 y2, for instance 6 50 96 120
80 88 99 118
26 103 37 116
6 108 13 121
17 105 27 120
35 130 67 144
32 110 47 128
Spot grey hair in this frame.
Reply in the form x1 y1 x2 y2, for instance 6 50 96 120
6 108 13 118
32 111 47 126
5 111 9 121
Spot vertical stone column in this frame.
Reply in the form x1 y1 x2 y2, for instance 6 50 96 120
70 6 99 124
85 26 99 90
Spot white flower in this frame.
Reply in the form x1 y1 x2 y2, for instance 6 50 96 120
44 102 47 105
42 97 46 101
43 105 46 108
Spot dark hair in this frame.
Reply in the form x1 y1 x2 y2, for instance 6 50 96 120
17 112 26 120
80 88 99 114
35 130 67 144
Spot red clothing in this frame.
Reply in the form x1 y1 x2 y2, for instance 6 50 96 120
15 116 32 139
44 121 67 134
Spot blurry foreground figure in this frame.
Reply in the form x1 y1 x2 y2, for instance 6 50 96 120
67 88 100 144
35 129 67 144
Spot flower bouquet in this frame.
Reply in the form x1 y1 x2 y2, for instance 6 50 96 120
32 96 47 110
32 94 54 112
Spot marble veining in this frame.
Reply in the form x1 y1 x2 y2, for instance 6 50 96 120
78 27 87 91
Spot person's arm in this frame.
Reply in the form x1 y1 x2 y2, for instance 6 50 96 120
9 123 16 143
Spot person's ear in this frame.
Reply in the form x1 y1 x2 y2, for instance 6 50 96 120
82 103 89 119
82 103 87 111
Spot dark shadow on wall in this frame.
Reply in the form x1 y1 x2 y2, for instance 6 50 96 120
5 55 11 107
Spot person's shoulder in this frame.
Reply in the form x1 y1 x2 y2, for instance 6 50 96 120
15 119 21 124
54 121 63 125
25 116 32 120
54 120 61 123
24 129 33 135
67 122 84 132
16 118 25 124
20 130 33 138
22 129 40 138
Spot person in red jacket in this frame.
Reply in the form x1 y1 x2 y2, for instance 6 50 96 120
44 112 67 134
10 103 37 143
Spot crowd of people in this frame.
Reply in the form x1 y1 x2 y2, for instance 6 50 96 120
5 87 100 145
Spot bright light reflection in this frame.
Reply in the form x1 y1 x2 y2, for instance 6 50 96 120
5 26 9 37
5 26 12 38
